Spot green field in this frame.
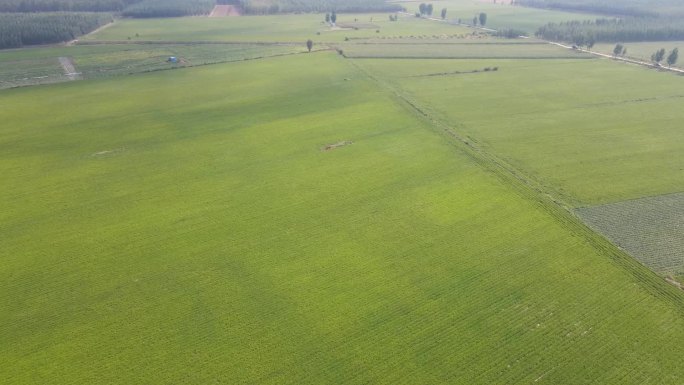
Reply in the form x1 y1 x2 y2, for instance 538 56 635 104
397 0 598 33
356 57 684 206
0 57 66 88
84 13 471 43
0 43 303 88
2 49 684 385
3 4 684 384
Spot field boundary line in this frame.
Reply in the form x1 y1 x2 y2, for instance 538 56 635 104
576 189 684 209
405 10 684 75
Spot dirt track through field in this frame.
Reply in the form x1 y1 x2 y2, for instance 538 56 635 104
209 5 241 17
58 57 81 80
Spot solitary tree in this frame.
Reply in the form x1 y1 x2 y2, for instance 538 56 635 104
613 43 624 56
651 48 666 64
472 16 478 26
479 12 487 26
325 13 330 23
667 48 679 67
330 11 337 24
441 8 447 19
306 39 313 52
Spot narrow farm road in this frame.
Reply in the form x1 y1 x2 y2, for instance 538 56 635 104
58 57 81 80
549 42 684 74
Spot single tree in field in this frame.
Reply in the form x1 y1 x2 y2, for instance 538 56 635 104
306 39 313 52
613 43 624 57
426 4 433 16
473 16 478 26
479 12 487 26
651 48 666 64
441 8 447 19
667 48 679 67
330 11 337 24
325 13 330 23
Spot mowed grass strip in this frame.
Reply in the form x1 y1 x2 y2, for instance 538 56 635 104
2 53 684 384
356 58 684 206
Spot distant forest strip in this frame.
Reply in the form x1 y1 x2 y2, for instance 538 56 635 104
517 0 684 18
0 13 112 49
121 0 215 17
0 0 140 12
228 0 402 15
536 18 684 44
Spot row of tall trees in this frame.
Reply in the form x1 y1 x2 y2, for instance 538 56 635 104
121 0 215 17
0 0 140 12
536 18 684 44
0 12 112 48
516 0 676 18
237 0 400 15
651 47 678 66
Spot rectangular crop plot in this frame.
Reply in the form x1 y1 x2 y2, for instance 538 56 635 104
577 192 684 276
0 58 68 89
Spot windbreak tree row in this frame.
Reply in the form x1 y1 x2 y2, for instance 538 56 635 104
121 0 216 17
536 18 684 44
517 0 684 18
235 0 402 15
0 12 112 49
0 0 140 12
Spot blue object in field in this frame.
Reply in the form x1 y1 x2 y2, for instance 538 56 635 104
168 56 179 63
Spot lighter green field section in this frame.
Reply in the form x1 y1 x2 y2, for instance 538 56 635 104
340 41 590 58
2 53 684 384
0 43 303 88
357 58 684 205
397 0 598 33
577 192 684 276
85 13 471 43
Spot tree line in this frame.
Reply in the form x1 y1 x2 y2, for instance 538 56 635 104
0 0 140 12
0 12 112 49
516 0 684 18
121 0 215 17
235 0 401 15
536 18 684 44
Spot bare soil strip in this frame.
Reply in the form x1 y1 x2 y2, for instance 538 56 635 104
58 57 81 80
209 5 241 17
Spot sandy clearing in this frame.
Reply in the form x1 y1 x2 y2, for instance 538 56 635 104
58 57 81 80
209 5 241 17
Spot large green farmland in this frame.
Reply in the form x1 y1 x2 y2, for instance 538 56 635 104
84 13 471 43
3 49 684 385
3 0 684 383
